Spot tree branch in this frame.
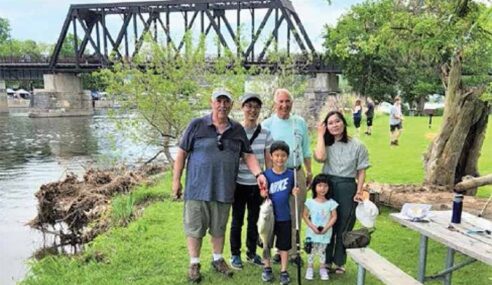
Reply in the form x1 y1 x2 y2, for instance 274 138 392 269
145 149 165 165
455 174 492 192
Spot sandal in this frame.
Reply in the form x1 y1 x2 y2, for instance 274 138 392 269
335 266 346 274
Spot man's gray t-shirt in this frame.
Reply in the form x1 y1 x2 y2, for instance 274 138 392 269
179 114 252 203
236 126 273 185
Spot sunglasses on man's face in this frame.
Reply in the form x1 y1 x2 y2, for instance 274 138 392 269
217 134 224 151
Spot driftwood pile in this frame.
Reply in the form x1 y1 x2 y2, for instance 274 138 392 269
28 165 166 247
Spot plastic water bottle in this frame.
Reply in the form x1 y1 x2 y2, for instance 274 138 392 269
451 193 463 224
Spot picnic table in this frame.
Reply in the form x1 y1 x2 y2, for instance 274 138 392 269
390 210 492 285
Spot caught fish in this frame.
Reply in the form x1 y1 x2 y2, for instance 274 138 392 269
257 198 274 259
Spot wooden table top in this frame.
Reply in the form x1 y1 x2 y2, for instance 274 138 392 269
390 211 492 266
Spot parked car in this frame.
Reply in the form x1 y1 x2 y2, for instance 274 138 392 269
14 89 31 99
6 88 15 96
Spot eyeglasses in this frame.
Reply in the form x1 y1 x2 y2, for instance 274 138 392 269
216 134 224 151
244 104 261 110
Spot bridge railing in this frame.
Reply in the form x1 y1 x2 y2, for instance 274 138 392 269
0 55 103 65
0 56 50 64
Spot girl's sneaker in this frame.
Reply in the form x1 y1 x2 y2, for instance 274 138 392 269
262 267 274 282
320 267 329 280
305 267 314 280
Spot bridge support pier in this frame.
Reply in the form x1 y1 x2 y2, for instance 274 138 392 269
29 74 93 118
0 80 8 113
303 73 340 123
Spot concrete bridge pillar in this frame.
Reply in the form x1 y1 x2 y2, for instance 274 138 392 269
0 80 8 113
303 73 340 125
29 74 93 118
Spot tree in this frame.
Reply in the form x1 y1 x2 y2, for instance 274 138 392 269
323 0 400 102
416 1 491 190
0 17 10 43
59 33 88 58
95 34 254 164
323 0 446 107
386 0 491 189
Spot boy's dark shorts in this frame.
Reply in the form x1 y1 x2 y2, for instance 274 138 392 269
274 220 292 251
366 117 373 127
390 123 402 132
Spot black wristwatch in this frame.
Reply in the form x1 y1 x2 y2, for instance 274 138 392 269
255 171 263 178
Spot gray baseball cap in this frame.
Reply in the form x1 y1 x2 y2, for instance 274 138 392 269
211 89 233 101
241 93 263 106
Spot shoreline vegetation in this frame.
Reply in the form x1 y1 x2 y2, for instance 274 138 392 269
22 116 492 284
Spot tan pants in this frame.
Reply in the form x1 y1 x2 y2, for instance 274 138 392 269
288 168 307 257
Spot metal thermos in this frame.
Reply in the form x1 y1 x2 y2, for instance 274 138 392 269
451 193 463 224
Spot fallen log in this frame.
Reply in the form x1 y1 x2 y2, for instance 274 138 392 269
366 183 492 220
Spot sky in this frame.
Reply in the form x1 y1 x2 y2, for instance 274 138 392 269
0 0 363 51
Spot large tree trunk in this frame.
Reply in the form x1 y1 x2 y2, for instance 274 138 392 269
423 53 489 190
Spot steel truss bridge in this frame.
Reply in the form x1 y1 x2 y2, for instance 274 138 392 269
0 0 340 80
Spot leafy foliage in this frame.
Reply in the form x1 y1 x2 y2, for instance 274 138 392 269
0 17 10 43
0 39 50 60
58 33 90 58
324 0 401 102
94 33 255 163
324 0 491 105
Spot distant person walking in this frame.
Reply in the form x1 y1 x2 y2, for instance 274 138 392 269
389 96 403 146
352 99 362 135
229 93 273 269
172 89 267 283
364 98 375 135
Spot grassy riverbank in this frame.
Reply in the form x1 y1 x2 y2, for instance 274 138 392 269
22 116 492 284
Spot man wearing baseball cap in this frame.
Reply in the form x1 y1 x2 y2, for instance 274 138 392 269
173 89 267 283
229 93 273 269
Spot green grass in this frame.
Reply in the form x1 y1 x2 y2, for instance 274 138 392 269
110 194 135 226
21 116 492 284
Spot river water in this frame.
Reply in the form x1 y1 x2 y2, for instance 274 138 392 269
0 110 163 284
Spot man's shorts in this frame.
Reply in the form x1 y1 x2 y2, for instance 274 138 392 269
274 220 292 251
390 123 402 132
184 200 231 238
367 117 373 127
